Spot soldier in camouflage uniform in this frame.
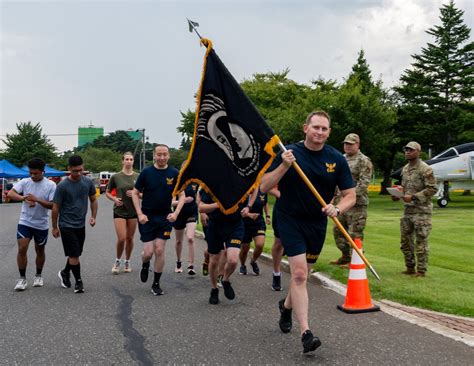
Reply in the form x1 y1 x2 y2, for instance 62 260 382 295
394 141 437 277
331 133 373 266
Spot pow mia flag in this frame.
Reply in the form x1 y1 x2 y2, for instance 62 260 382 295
173 38 279 214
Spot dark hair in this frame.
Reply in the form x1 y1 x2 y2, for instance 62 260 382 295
68 155 83 167
28 158 46 171
154 144 169 152
305 110 331 126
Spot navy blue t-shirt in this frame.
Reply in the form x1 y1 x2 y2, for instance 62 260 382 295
268 142 354 220
248 189 267 216
199 190 243 222
179 182 199 216
135 165 179 215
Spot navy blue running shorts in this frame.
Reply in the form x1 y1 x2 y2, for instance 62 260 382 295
206 219 244 255
17 224 49 246
138 214 172 242
173 212 197 230
273 209 327 264
242 217 266 243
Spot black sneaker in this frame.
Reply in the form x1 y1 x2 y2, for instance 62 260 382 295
250 261 260 275
222 280 235 300
239 265 247 275
202 263 209 276
140 262 150 283
58 270 71 288
278 298 292 333
302 330 321 354
74 280 84 294
151 282 164 296
209 288 219 304
187 265 196 276
272 275 282 291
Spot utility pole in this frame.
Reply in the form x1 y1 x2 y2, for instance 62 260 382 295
141 128 146 171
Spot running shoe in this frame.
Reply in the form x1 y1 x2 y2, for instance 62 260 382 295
140 262 150 283
74 280 84 294
250 261 260 275
239 265 247 275
175 261 183 273
217 275 223 288
278 298 292 333
222 280 235 300
151 283 164 296
272 275 282 291
33 276 44 287
58 270 71 288
302 330 321 354
209 288 219 305
187 265 196 276
112 260 121 274
202 262 209 276
14 278 27 291
124 261 132 273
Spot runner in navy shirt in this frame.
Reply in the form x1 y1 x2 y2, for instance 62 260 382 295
172 181 199 275
132 145 185 296
198 189 244 305
261 111 356 354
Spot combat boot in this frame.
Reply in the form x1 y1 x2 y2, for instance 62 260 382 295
401 267 416 275
329 255 351 266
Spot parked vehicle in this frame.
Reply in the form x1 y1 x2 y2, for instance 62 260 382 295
99 171 113 193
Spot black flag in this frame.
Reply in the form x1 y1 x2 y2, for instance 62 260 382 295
174 38 279 214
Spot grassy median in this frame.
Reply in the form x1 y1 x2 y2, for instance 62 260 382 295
261 192 474 317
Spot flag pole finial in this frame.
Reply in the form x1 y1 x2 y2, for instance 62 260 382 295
187 18 202 40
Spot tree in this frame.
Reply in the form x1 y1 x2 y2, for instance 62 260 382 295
80 147 122 172
395 0 474 152
2 122 57 166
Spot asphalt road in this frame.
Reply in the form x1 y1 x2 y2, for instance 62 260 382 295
0 196 472 365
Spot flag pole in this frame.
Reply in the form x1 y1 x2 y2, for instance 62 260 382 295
187 18 203 40
277 141 381 281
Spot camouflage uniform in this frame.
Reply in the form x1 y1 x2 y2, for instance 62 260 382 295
333 150 373 259
400 160 437 274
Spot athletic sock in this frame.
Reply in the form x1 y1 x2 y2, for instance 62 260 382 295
153 272 162 284
36 267 43 276
64 261 72 274
71 263 81 281
19 268 26 278
273 271 281 276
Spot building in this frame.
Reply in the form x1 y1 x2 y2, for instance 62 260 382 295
78 124 104 147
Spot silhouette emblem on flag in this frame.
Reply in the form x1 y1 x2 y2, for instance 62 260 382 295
174 38 279 214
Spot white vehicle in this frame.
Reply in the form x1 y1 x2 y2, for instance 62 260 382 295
428 142 474 207
99 171 113 193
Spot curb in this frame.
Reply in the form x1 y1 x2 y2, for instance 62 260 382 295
196 230 473 347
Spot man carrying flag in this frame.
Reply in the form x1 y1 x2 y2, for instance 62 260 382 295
261 111 356 354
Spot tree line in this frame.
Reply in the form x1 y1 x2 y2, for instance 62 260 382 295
1 1 472 190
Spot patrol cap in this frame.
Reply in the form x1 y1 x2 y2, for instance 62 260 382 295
343 133 360 144
404 141 421 151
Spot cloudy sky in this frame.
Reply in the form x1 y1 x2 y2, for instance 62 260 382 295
1 0 472 152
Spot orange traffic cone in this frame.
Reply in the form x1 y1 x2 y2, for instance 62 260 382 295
337 238 380 313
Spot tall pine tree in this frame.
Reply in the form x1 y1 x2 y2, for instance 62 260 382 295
395 0 473 152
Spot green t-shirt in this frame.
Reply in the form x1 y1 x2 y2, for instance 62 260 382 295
107 171 139 218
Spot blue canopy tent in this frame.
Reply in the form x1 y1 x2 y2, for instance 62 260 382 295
0 160 29 203
21 165 66 177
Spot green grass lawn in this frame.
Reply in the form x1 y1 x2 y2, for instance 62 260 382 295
197 192 473 316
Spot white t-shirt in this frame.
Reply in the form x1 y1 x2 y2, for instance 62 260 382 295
13 177 57 230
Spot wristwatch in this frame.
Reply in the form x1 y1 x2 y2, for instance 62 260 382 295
335 206 341 216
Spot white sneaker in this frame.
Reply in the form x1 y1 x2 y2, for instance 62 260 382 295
112 260 121 274
33 276 44 287
14 278 27 291
124 261 132 273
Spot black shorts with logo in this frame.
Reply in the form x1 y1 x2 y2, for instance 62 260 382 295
273 209 327 264
60 227 86 257
173 211 198 230
206 219 244 255
138 214 172 242
242 217 266 243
